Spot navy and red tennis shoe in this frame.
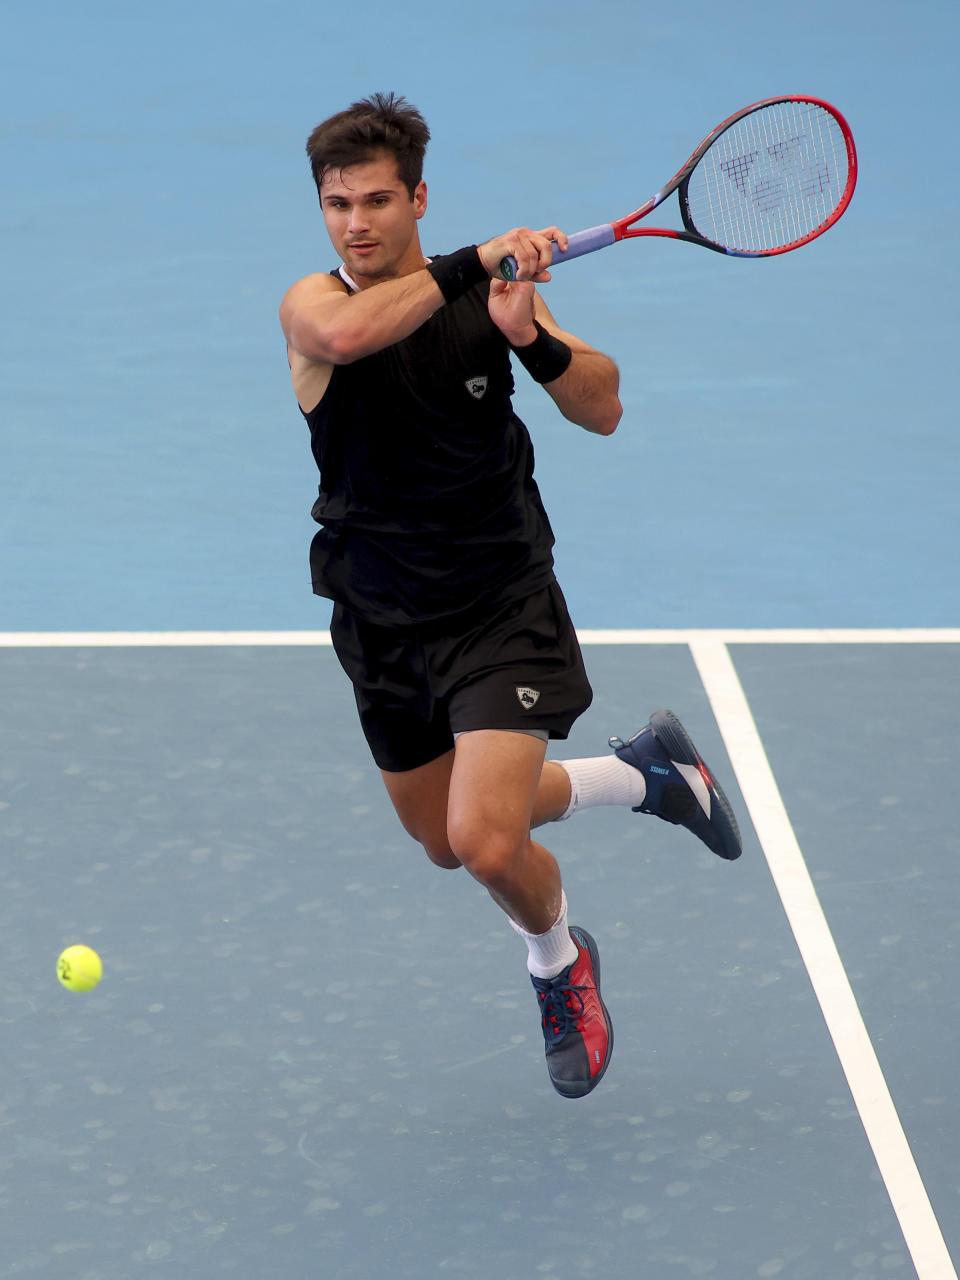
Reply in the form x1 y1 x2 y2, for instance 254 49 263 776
532 926 613 1099
531 710 740 1099
611 708 742 862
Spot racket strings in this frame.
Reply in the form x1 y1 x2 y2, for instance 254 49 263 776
685 101 849 254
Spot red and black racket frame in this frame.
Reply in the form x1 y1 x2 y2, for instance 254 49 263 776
499 95 858 278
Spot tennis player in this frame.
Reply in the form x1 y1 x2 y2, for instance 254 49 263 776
279 92 741 1099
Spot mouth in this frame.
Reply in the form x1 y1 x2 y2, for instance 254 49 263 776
347 241 378 255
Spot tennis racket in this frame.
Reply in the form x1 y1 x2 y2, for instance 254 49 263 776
499 96 857 279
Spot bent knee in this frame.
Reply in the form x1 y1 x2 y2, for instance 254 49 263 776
406 822 462 870
446 821 526 886
390 806 462 870
422 839 463 871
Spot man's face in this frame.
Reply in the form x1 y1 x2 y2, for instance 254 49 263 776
319 151 427 283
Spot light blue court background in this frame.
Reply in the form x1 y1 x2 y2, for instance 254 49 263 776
2 0 958 632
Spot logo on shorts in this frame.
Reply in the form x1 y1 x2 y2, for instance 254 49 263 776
516 686 541 710
465 375 488 400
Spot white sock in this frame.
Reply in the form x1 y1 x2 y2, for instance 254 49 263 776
509 890 579 979
555 755 647 820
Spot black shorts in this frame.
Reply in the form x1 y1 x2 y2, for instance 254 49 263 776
329 582 593 773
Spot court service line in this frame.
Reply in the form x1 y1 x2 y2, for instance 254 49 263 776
689 637 957 1280
1 628 959 648
0 631 336 647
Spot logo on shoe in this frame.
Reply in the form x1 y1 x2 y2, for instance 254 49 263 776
649 763 671 776
516 686 540 710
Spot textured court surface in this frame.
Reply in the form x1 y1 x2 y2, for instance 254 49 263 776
2 638 957 1278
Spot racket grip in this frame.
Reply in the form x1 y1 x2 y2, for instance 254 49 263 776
499 224 617 280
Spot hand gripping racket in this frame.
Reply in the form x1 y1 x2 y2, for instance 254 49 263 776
499 96 857 279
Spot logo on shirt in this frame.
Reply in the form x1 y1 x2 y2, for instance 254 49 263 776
465 375 488 400
516 686 541 710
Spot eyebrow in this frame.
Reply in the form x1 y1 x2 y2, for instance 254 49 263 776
322 187 398 204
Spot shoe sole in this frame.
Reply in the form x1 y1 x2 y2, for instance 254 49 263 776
649 710 742 861
552 927 614 1100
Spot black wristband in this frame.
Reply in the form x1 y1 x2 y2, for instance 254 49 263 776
425 246 487 303
510 321 573 384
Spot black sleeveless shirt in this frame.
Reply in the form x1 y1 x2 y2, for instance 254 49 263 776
302 261 556 628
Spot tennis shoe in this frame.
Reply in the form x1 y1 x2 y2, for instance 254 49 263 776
610 709 742 861
531 926 613 1099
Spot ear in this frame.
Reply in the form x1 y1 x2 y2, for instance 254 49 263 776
414 180 427 220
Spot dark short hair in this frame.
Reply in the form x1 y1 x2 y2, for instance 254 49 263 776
306 92 430 199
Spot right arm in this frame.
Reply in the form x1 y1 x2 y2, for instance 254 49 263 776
279 228 560 368
279 269 445 367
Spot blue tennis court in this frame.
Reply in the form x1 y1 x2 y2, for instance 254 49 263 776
2 633 957 1277
2 0 958 1276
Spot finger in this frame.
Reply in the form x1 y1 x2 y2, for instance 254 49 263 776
499 228 552 281
513 241 542 282
526 237 556 277
537 225 568 253
492 278 537 300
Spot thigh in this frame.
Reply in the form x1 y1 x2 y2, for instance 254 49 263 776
447 729 548 846
382 731 549 870
380 750 460 868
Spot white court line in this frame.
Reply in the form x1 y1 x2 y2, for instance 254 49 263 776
0 631 336 647
0 628 959 647
580 628 960 645
689 636 957 1280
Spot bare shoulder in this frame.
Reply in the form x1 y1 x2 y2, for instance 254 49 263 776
279 270 348 325
280 273 352 412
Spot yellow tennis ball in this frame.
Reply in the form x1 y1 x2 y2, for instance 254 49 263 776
57 944 103 992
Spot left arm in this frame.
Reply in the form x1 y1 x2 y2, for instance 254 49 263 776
532 293 622 436
487 273 622 436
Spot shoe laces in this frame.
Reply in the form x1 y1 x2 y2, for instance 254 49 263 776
535 980 586 1042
